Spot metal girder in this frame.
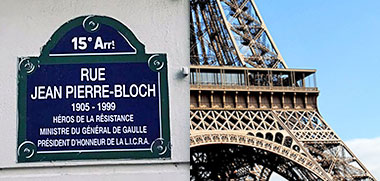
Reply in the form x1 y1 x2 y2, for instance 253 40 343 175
190 0 287 68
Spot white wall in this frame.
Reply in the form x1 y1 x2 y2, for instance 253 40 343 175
0 0 189 180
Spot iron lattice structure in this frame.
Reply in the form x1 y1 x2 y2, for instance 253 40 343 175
190 0 376 180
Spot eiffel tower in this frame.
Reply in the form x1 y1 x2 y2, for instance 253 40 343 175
189 0 376 180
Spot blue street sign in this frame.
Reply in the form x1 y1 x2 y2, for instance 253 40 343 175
17 15 170 162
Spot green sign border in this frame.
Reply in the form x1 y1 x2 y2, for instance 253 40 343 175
17 15 171 162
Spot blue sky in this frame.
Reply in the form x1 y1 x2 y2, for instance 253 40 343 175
255 0 380 141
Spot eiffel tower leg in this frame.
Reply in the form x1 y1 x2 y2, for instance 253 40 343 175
190 109 376 180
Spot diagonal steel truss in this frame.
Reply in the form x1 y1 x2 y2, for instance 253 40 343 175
190 0 376 180
191 0 287 68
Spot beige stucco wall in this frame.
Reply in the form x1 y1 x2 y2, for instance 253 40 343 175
0 0 189 180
